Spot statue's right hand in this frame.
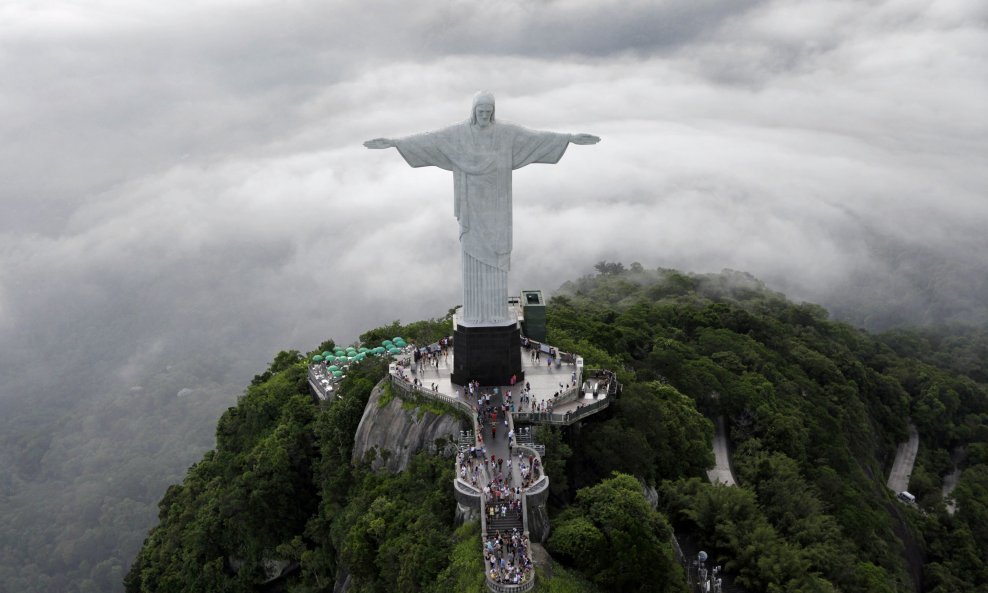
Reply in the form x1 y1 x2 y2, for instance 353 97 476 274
364 138 395 149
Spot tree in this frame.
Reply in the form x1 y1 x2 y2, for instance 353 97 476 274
593 261 625 276
536 426 573 501
549 473 684 593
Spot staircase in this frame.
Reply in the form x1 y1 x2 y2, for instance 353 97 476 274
485 502 523 536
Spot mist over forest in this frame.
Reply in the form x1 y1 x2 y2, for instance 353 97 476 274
1 0 986 590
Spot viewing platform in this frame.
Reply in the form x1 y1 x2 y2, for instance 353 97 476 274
388 340 616 426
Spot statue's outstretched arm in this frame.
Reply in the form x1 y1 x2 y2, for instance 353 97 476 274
364 138 396 149
569 133 600 145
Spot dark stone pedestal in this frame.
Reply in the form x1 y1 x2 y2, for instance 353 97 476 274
451 322 524 387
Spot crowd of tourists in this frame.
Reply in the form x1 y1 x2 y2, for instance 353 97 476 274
518 453 541 488
485 529 534 586
447 373 548 587
412 342 449 372
458 449 485 487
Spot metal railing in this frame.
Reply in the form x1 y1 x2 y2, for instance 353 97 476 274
520 481 530 534
525 474 548 496
388 374 476 419
479 489 489 540
487 576 537 593
512 397 610 425
585 369 621 396
454 478 480 497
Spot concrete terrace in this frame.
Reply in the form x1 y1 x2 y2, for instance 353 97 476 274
388 343 614 424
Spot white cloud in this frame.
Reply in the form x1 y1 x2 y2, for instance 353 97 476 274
0 0 985 389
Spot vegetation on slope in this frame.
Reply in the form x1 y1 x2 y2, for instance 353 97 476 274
546 264 988 592
126 266 988 593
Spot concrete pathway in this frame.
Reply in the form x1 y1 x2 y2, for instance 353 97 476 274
706 416 736 486
475 387 514 486
886 423 919 493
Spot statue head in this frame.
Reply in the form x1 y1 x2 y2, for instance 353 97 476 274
471 91 495 127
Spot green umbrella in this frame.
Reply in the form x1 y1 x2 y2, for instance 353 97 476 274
312 354 323 362
334 349 345 357
355 352 367 360
388 347 401 354
358 347 369 353
322 351 332 358
328 365 339 372
332 370 343 378
392 337 403 343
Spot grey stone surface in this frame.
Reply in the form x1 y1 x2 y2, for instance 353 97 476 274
641 479 659 510
351 381 465 473
455 501 480 526
333 566 351 593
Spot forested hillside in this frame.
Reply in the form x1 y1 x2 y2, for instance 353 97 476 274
126 266 988 593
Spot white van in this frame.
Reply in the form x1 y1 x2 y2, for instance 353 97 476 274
897 491 916 504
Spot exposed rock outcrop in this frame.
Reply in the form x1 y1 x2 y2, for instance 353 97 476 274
455 501 480 525
352 380 465 473
333 565 351 593
530 543 553 579
641 480 659 510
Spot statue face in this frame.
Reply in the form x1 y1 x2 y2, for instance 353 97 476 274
475 104 494 127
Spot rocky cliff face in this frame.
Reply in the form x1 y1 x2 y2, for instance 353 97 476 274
351 381 465 473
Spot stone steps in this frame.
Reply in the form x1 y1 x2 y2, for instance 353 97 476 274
486 513 523 536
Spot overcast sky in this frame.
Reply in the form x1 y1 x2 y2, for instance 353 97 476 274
1 0 987 402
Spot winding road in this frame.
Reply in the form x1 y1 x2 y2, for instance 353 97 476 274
886 423 919 494
706 416 737 487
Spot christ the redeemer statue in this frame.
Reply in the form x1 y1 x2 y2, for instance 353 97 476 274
365 91 599 328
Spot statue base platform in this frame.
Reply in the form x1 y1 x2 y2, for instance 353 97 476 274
451 321 524 387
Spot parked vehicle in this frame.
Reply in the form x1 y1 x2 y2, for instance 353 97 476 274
897 491 916 504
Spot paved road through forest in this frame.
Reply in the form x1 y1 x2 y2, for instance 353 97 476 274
886 423 919 494
706 416 736 487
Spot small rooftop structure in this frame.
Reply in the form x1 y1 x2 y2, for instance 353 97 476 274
520 290 547 342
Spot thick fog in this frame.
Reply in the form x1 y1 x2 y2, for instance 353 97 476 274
0 0 985 588
0 0 985 410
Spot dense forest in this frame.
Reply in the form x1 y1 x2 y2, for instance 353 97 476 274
123 265 988 592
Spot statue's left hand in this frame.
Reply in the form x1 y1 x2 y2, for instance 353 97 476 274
364 138 395 149
570 134 601 145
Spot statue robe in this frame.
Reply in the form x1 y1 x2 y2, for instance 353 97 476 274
394 121 570 325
